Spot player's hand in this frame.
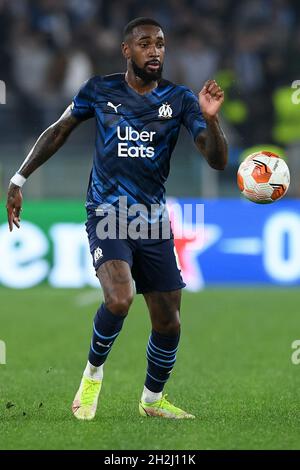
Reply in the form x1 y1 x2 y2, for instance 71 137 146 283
6 183 23 232
199 80 224 120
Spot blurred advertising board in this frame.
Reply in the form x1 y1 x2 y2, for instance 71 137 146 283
0 199 300 289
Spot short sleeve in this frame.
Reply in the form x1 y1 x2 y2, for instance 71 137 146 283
71 78 96 120
182 89 206 140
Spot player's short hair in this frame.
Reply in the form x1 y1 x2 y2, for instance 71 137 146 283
123 17 162 40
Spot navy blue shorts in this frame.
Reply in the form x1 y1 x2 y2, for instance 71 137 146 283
85 212 186 294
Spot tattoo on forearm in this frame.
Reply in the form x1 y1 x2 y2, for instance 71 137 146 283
18 106 79 178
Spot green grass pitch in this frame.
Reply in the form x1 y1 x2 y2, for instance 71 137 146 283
1 286 300 450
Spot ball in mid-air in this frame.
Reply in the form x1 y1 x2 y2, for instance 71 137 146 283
237 151 290 204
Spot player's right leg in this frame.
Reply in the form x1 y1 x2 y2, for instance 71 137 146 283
72 255 134 420
72 210 135 420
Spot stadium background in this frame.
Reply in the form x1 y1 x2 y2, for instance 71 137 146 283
1 0 300 451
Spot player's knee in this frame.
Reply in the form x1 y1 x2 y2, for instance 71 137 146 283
157 314 181 336
167 319 181 336
106 293 133 316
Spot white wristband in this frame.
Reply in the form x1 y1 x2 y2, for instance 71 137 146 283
10 172 27 187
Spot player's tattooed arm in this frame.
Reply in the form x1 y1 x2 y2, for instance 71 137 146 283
17 105 80 178
196 80 228 170
6 105 81 231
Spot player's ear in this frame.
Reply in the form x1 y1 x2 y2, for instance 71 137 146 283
121 41 131 60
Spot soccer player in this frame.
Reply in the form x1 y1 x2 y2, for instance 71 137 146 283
6 18 228 419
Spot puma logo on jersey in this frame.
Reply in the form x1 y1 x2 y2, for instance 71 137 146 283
107 102 122 113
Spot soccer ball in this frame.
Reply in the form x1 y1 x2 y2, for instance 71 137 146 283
237 151 290 204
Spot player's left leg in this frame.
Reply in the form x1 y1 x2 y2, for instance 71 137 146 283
139 289 195 419
132 236 193 418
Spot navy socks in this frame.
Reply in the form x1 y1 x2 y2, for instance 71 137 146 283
88 305 180 394
88 304 126 367
145 330 180 393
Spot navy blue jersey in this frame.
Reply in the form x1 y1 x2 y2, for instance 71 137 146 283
71 73 206 221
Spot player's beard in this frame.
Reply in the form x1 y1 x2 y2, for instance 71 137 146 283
131 59 163 82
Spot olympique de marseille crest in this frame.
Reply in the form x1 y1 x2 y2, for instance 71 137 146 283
94 247 103 262
158 102 173 118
